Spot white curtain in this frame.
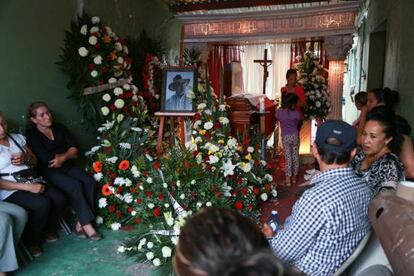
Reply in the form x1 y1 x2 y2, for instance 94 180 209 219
240 43 291 100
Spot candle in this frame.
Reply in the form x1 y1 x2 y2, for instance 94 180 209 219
259 97 265 113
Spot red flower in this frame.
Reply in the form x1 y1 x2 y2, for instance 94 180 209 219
145 191 153 198
158 194 165 201
153 207 161 217
204 132 211 139
101 184 112 196
152 162 161 170
92 161 103 173
234 201 243 210
135 198 142 204
253 187 260 195
241 187 248 196
127 207 133 213
236 177 243 185
183 160 191 169
130 187 137 194
254 159 261 166
117 186 123 193
108 205 116 213
215 191 222 198
118 160 130 171
193 112 201 120
134 218 142 224
115 211 122 218
87 63 95 70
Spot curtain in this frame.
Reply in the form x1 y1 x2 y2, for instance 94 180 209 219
207 45 241 98
240 43 290 100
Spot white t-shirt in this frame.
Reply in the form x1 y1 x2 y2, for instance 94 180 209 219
0 133 30 200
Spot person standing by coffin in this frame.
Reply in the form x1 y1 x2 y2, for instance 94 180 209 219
280 69 307 131
26 102 102 241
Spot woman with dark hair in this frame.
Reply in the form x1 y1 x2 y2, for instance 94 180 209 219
280 69 306 131
352 91 367 128
26 102 101 240
351 110 405 195
276 93 300 186
173 207 293 276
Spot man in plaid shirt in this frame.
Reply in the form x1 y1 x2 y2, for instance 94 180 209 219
264 120 372 275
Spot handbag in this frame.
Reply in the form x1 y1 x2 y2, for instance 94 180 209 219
0 134 46 184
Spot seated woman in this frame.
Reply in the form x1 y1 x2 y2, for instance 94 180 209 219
0 201 27 275
173 207 295 276
26 102 101 240
0 112 66 257
351 111 405 195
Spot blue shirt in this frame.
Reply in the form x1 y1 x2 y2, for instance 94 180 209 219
270 167 372 275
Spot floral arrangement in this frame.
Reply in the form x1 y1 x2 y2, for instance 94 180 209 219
140 54 164 114
295 52 331 120
58 14 136 125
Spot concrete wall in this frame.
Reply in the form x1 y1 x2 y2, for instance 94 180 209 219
0 0 181 149
364 0 414 136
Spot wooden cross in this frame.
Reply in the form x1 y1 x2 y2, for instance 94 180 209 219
254 49 272 95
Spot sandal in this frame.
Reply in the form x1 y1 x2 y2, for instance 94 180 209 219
87 232 103 241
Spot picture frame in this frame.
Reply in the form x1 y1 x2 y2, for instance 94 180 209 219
161 67 197 113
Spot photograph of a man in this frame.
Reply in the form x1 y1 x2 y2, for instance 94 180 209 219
165 73 193 111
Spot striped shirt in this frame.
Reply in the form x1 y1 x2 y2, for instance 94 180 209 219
270 167 372 275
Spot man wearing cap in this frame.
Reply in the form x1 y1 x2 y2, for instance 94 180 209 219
263 120 372 275
165 74 193 111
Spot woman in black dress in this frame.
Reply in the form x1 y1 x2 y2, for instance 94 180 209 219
26 102 101 240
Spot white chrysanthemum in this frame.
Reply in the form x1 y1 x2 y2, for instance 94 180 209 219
101 106 110 116
247 146 254 153
260 193 268 201
102 93 111 102
88 36 97 45
147 242 154 249
117 246 125 253
271 189 278 197
153 258 161 266
91 16 100 24
227 138 238 148
171 237 179 245
146 252 154 260
96 216 103 224
131 210 136 216
196 202 202 208
78 47 88 57
94 173 103 182
164 203 170 208
131 165 140 178
162 246 172 258
180 193 185 199
197 103 207 110
147 203 154 209
90 70 98 78
108 77 117 84
111 222 121 231
123 193 133 204
122 83 131 90
176 180 181 187
206 202 212 207
219 104 226 111
191 179 196 185
89 26 99 33
204 109 212 115
93 55 102 65
114 99 125 109
119 142 131 149
98 198 107 208
146 177 153 184
113 87 123 96
114 42 123 51
204 121 213 130
219 117 229 124
80 24 88 35
117 56 124 64
264 174 273 182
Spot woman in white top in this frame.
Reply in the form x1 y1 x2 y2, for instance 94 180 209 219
0 112 66 257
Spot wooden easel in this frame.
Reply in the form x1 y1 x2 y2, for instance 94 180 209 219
155 112 195 157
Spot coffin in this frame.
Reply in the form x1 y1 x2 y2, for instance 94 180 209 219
226 94 276 139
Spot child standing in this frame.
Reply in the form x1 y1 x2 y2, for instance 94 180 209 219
276 93 300 186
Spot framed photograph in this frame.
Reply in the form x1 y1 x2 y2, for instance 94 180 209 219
161 67 197 113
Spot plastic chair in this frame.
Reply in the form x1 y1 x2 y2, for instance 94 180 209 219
334 231 372 276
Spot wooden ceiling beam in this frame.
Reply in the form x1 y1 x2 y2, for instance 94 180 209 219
168 0 328 12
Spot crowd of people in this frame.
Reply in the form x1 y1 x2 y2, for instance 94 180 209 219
0 102 101 274
1 69 413 275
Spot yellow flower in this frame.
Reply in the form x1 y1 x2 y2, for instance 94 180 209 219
245 153 252 160
218 139 224 144
199 129 206 135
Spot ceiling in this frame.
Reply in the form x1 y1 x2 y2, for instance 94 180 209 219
166 0 329 12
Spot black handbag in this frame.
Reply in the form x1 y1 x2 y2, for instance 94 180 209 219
0 134 46 184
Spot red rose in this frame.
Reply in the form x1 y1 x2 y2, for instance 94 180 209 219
215 191 222 198
135 198 142 204
183 160 191 169
127 207 133 213
153 207 161 217
153 162 161 170
108 205 116 213
117 186 123 193
236 177 243 184
158 194 165 201
241 187 248 196
145 191 153 198
118 160 130 171
253 187 260 195
134 218 142 224
87 63 95 70
115 211 122 218
234 201 243 210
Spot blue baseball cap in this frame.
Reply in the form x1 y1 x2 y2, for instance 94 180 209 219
315 120 357 153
